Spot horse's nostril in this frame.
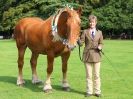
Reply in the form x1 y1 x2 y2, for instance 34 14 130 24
66 45 69 49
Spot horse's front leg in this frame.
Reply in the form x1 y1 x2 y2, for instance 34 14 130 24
43 52 54 92
61 51 70 91
30 52 42 84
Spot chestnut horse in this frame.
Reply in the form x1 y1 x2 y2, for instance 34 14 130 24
14 7 81 92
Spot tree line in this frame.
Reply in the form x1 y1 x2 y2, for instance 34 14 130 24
0 0 133 39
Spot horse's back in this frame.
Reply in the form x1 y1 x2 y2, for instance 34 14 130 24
17 17 43 25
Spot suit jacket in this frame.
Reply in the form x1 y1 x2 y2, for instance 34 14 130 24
79 29 103 63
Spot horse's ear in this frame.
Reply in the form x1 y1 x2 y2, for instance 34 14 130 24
76 7 82 16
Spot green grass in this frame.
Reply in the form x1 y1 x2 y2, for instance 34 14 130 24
0 39 133 99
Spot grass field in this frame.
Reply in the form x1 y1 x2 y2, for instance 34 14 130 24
0 39 133 99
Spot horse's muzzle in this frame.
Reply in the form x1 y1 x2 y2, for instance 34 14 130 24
67 45 76 51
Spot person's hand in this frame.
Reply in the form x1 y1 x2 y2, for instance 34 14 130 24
98 46 102 50
97 46 102 52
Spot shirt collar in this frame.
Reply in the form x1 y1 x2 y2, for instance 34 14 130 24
90 28 96 35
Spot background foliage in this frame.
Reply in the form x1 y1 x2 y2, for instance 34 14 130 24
0 0 133 38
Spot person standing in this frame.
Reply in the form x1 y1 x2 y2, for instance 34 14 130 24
78 15 103 97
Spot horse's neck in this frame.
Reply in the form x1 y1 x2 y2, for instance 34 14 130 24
42 16 53 29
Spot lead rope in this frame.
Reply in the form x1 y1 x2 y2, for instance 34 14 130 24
78 45 82 61
100 50 129 89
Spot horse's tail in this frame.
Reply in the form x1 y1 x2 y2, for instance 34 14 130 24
13 27 17 39
13 25 19 39
13 22 24 40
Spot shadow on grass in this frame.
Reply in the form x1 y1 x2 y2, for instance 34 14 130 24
52 85 85 95
0 76 85 95
0 76 43 92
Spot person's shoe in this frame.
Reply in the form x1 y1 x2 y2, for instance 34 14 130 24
94 94 101 97
85 93 92 97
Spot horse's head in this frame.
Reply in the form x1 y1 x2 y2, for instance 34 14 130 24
52 7 82 50
65 7 82 50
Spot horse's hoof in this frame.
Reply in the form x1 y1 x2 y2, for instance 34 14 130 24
17 83 24 87
32 79 43 84
62 87 70 92
43 84 52 93
17 79 25 86
44 89 52 93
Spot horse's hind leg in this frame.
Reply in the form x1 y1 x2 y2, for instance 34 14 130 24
17 45 27 86
30 52 42 84
61 52 70 91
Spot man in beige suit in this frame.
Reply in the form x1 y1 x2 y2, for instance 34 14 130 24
78 15 103 97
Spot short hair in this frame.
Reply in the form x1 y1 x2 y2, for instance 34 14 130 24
88 15 97 22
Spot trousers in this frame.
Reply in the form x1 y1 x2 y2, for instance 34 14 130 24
85 62 101 94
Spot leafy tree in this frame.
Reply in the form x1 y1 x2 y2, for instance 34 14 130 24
0 0 132 39
92 0 133 37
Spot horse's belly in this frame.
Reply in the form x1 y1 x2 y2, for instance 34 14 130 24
27 43 46 53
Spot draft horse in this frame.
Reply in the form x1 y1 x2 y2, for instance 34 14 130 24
14 7 81 92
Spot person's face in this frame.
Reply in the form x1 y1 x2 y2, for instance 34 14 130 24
89 19 97 29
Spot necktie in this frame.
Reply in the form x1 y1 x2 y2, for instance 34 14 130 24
92 31 94 38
